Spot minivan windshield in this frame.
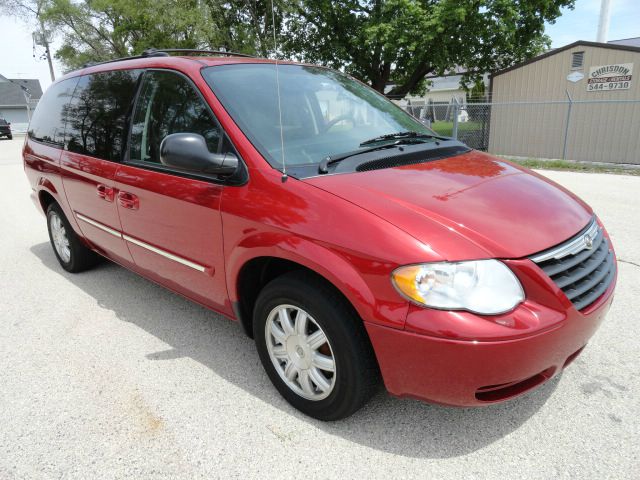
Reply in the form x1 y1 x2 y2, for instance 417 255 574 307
203 64 437 171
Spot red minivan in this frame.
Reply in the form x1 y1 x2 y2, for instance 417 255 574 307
24 50 617 420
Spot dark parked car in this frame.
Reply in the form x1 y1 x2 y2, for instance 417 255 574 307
0 118 12 139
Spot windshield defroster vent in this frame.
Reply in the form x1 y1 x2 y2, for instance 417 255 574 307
355 145 471 172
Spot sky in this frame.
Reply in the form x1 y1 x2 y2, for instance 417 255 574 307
546 0 639 48
0 0 639 92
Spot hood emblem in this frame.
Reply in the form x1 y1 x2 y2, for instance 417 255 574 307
584 234 594 250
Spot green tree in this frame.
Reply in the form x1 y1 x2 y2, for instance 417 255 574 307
37 0 287 70
203 0 287 57
284 0 574 95
11 0 574 94
42 0 219 70
465 78 486 102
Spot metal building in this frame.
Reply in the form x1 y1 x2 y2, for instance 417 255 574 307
488 40 640 164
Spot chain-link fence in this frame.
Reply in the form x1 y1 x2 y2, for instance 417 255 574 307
401 99 640 164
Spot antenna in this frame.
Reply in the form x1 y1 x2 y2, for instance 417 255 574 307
270 0 287 182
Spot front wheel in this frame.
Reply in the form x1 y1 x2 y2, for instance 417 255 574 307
254 271 379 420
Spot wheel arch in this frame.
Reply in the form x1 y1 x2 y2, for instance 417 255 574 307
36 182 87 245
38 189 57 213
228 238 378 339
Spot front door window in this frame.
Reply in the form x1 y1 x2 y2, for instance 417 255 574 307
129 70 223 166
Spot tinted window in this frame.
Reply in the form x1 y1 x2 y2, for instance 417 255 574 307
129 70 222 164
64 70 141 161
28 78 79 147
203 64 435 169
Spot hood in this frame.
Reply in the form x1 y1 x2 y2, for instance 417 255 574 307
304 151 593 260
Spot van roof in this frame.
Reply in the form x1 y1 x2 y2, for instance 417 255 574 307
58 53 294 83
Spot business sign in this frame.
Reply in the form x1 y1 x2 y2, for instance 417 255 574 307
587 63 633 91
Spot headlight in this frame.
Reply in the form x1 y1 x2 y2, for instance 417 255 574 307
391 260 524 315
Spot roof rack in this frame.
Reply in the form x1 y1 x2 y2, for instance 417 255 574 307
155 48 254 58
80 48 254 69
81 49 167 68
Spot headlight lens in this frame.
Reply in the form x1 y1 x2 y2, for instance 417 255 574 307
392 260 524 315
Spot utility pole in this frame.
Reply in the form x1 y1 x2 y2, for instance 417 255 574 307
33 20 55 82
1 1 56 81
40 19 55 82
596 0 612 43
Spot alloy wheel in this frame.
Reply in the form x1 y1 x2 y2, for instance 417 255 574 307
50 212 71 263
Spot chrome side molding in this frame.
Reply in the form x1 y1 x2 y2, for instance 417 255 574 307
122 234 207 273
75 212 207 273
76 212 121 238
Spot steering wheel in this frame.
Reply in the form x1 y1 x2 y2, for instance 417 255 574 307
322 113 356 133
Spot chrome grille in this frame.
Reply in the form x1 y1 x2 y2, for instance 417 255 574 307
531 218 615 311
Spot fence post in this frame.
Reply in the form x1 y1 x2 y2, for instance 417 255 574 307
562 90 573 160
481 104 488 150
452 98 459 139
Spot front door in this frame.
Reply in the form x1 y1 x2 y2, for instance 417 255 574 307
115 69 231 312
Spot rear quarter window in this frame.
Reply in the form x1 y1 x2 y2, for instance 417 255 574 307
65 69 142 161
28 77 79 147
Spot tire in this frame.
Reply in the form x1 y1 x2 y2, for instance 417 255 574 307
254 271 379 420
46 202 100 273
8 135 12 140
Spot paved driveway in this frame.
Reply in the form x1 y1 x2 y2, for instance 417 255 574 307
1 136 638 478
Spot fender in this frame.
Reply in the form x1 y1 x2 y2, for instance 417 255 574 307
36 178 85 241
226 231 408 329
36 177 59 203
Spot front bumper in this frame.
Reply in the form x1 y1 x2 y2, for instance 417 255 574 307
366 264 616 406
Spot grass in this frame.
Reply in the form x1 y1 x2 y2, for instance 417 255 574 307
430 120 482 137
504 157 640 176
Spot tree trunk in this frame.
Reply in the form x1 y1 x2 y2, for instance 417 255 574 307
387 62 432 97
370 62 391 93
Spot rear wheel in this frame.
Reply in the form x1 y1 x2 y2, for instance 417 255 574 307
46 203 100 272
254 271 379 420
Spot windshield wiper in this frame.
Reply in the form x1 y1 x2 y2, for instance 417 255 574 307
359 130 441 147
318 143 402 174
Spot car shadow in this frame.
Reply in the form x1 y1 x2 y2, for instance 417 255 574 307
30 242 559 459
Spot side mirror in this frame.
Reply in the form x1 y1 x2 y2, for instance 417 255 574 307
159 133 238 176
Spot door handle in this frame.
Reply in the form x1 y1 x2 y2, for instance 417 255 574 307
117 191 139 210
96 184 115 202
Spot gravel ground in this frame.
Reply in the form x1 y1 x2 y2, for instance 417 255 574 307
1 136 638 479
